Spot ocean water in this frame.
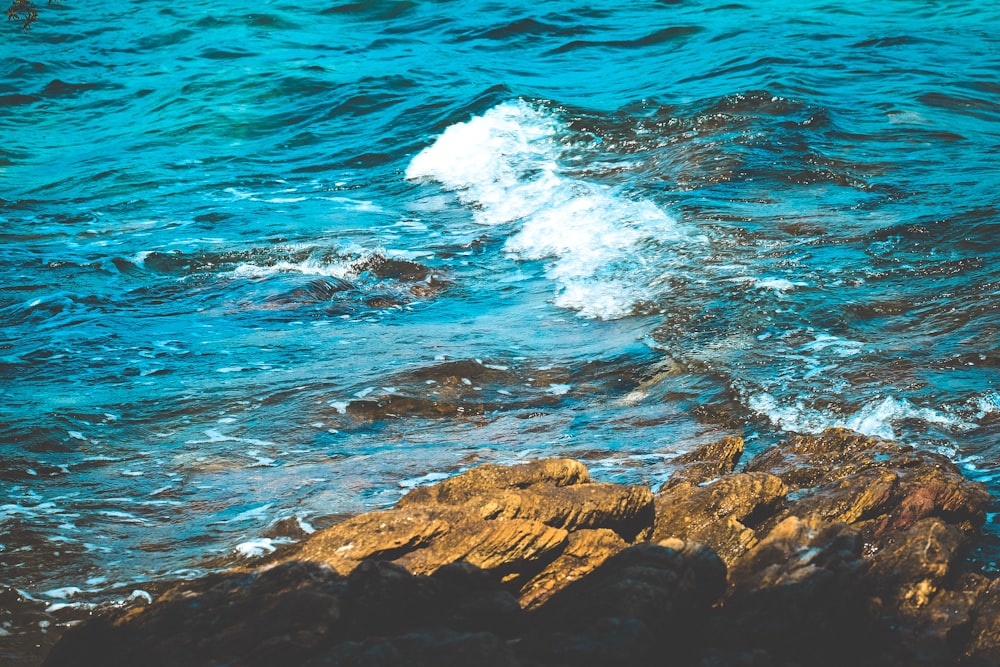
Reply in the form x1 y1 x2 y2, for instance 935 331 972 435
2 0 999 661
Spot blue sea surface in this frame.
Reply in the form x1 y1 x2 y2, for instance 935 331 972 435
2 1 999 662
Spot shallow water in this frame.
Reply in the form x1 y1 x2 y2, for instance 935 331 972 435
2 1 999 662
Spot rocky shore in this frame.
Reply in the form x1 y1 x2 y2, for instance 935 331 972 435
43 428 1000 666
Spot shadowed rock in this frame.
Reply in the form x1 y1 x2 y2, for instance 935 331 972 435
518 540 726 665
518 528 628 610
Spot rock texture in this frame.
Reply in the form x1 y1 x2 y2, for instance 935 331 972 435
44 429 1000 666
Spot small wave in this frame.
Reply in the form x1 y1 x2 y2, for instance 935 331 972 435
748 393 974 441
406 100 685 320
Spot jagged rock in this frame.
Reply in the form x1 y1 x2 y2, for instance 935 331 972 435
519 540 726 664
392 517 568 577
728 516 863 594
652 473 787 565
967 576 1000 665
775 468 897 526
518 528 628 610
287 458 651 581
715 516 877 665
290 506 568 578
867 465 991 540
399 458 592 502
290 507 453 574
866 517 968 612
398 458 654 541
746 429 989 536
744 427 903 488
405 483 653 542
671 435 745 484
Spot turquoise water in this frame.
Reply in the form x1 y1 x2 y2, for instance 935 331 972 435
2 1 999 661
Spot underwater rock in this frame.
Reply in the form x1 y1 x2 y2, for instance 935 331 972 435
42 430 1000 666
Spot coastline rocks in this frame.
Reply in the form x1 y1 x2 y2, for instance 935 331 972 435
287 458 653 584
44 429 1000 666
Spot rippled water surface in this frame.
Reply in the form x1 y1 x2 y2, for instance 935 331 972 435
2 1 999 662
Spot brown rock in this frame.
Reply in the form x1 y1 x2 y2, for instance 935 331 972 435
290 506 568 579
711 516 877 666
518 528 628 610
393 517 568 577
291 507 453 574
768 468 897 529
40 445 1000 667
866 517 968 611
346 395 486 420
653 473 787 565
407 482 653 542
398 458 653 541
868 465 990 541
729 516 863 593
744 427 902 489
671 435 745 484
967 577 1000 665
398 458 591 505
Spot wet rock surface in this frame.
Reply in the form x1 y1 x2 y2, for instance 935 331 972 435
44 429 1000 666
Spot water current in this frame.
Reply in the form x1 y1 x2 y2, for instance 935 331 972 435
2 1 999 662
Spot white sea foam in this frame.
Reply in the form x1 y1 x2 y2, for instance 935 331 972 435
753 278 808 293
974 391 1000 420
748 392 974 441
40 586 82 600
399 471 450 489
406 100 684 320
229 504 274 523
234 538 280 558
228 259 351 280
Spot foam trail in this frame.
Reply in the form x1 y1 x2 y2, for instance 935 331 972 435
407 100 683 320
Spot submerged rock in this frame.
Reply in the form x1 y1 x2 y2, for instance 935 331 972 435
43 429 1000 666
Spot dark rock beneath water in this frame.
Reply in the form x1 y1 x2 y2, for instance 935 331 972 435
43 429 1000 666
